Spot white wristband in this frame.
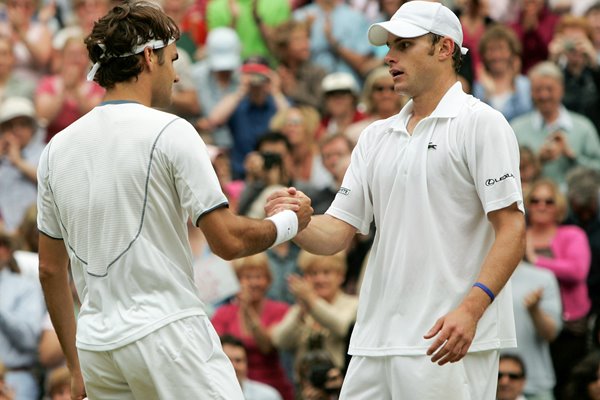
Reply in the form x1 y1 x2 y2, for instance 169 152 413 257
266 209 298 247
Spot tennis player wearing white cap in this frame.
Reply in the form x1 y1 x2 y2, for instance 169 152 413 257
266 1 526 398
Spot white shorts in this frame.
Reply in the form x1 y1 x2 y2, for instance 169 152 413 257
340 350 499 400
78 315 244 400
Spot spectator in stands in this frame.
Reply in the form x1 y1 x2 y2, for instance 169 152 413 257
587 3 600 63
519 145 542 196
565 167 600 319
35 31 104 142
511 61 600 186
0 0 52 82
0 230 46 400
191 27 241 148
312 133 353 215
509 0 560 73
508 260 562 399
345 66 408 143
67 0 111 35
270 106 332 190
221 334 283 400
497 354 528 400
0 97 44 233
455 0 494 80
211 253 294 400
206 0 290 59
549 15 599 115
293 0 373 81
271 250 358 373
524 178 592 400
296 350 344 400
272 20 327 111
473 24 533 122
0 35 34 101
208 56 289 179
317 72 366 139
564 351 600 400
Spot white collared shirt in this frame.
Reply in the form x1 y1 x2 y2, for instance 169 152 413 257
327 82 523 356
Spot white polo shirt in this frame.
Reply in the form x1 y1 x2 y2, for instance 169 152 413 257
327 82 523 356
37 102 228 351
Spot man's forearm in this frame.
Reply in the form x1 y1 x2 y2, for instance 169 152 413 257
40 270 80 373
466 205 526 315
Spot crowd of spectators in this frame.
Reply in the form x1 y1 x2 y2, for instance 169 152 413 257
1 0 600 399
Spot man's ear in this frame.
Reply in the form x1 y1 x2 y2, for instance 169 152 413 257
143 47 154 71
438 37 455 61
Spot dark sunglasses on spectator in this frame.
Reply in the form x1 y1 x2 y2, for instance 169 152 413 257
498 372 524 380
529 197 555 206
373 85 395 93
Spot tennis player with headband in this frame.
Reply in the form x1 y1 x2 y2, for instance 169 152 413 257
36 2 312 399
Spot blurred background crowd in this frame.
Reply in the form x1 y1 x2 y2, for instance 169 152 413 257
1 0 600 399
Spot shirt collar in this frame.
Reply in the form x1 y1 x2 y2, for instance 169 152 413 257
532 105 573 133
395 81 467 130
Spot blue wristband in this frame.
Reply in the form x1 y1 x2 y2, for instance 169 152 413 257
473 282 495 302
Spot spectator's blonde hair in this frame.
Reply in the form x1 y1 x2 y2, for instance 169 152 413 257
232 252 272 283
525 178 569 223
555 15 594 41
297 250 347 275
360 66 407 115
269 106 321 145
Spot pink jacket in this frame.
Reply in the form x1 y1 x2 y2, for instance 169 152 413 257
535 225 591 321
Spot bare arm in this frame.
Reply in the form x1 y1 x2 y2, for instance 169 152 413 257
425 203 525 365
525 288 559 342
207 76 250 127
38 234 86 400
198 199 312 260
265 188 356 255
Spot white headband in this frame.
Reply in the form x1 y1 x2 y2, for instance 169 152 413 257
86 37 176 81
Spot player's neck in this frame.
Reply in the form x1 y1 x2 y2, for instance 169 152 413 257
411 76 456 119
103 81 152 107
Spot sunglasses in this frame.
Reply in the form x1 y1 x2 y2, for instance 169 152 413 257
373 85 395 93
498 372 524 380
529 197 555 206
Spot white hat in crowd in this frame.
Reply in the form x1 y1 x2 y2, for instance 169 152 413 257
0 97 36 125
321 72 359 95
206 27 242 71
368 0 469 55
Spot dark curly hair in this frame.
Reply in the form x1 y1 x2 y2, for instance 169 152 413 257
84 0 180 89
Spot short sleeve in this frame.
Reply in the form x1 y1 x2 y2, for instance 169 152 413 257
326 131 374 235
37 143 63 239
156 119 228 225
465 108 524 215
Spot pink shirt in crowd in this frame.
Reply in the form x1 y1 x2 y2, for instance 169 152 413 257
535 225 591 321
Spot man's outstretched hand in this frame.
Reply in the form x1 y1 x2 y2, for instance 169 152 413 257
265 187 313 231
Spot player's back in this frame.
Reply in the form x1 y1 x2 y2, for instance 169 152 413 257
42 102 209 350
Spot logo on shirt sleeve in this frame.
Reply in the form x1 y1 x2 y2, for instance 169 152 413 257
338 187 351 196
485 173 515 187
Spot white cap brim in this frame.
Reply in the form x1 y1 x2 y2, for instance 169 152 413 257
368 21 429 46
368 21 469 55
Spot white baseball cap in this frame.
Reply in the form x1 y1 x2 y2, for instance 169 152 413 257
322 72 359 95
368 1 468 55
0 97 36 125
206 27 242 71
